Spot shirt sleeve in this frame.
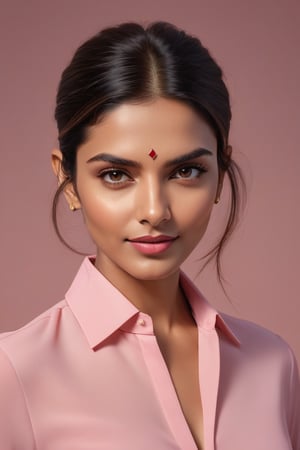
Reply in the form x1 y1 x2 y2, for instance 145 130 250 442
0 347 36 449
286 345 300 449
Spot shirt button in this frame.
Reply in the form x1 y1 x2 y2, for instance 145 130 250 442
138 319 146 326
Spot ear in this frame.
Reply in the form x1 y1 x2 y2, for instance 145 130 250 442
215 145 232 201
51 148 81 210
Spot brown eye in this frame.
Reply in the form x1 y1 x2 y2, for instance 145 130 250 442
178 167 193 178
99 169 131 185
172 165 207 180
107 170 124 182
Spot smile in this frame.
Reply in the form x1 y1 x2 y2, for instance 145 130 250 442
127 235 178 255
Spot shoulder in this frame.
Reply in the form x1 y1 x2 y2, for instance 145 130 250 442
0 299 71 409
220 312 292 351
219 313 300 445
219 312 299 382
0 299 69 365
0 302 71 449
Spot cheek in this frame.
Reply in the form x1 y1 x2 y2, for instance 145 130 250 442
183 199 214 232
77 181 132 232
172 181 217 228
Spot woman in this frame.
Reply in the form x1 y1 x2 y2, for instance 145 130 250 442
0 21 299 450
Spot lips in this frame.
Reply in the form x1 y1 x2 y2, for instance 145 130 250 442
128 235 177 243
127 235 178 255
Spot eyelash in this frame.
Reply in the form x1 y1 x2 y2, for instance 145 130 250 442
97 163 208 186
98 169 133 185
170 164 208 180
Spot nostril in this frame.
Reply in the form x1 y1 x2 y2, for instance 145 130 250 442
140 219 150 225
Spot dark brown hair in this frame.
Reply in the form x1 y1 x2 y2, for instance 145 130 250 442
53 20 246 291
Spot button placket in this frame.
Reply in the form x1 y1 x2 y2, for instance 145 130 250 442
136 333 198 450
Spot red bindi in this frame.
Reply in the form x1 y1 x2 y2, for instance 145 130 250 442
148 149 158 160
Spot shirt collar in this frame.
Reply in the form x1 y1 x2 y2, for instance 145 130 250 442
179 271 240 346
65 256 240 349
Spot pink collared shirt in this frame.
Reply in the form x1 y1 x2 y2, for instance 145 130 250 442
0 256 299 449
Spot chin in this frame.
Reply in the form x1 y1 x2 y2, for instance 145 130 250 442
122 260 183 282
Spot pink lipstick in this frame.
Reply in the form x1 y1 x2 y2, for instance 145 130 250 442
127 235 178 255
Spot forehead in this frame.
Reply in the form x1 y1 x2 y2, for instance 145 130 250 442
81 97 217 158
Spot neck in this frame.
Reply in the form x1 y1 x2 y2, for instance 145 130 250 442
94 255 194 333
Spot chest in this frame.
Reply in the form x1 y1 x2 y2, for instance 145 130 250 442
156 327 204 450
22 324 293 450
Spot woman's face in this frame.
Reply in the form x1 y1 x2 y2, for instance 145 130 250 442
54 97 224 282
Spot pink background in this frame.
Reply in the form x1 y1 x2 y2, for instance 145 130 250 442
1 0 299 363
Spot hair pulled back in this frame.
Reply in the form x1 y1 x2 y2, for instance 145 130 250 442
53 20 246 289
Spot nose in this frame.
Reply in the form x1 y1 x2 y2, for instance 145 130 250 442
135 175 171 227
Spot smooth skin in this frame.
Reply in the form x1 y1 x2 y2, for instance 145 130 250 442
52 97 231 450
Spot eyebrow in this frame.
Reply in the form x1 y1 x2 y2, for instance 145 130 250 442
86 147 213 167
87 153 140 167
165 148 213 167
